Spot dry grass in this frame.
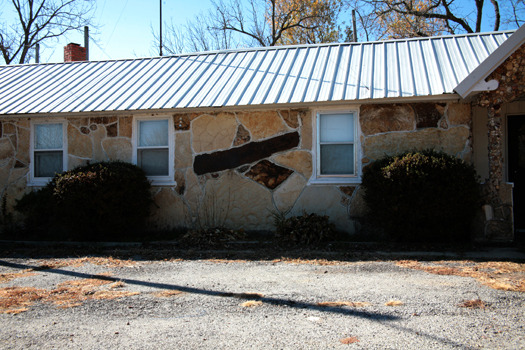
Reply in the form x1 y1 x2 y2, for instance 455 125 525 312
385 300 403 306
153 290 185 298
36 257 136 270
396 260 525 292
340 336 359 344
241 300 263 307
459 299 487 309
272 258 352 266
317 301 370 307
206 259 248 264
0 274 139 314
0 287 48 314
0 270 37 284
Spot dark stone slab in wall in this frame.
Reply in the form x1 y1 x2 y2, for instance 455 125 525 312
194 131 300 175
246 160 293 190
414 103 443 129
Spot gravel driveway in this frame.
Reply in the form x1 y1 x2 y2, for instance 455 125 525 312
0 254 524 349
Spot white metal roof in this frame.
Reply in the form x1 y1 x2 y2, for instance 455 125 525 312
0 30 514 116
455 25 525 98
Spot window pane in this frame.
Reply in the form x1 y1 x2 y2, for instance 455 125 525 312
34 151 63 177
138 149 169 176
35 124 63 149
320 113 354 143
139 120 169 147
320 144 354 175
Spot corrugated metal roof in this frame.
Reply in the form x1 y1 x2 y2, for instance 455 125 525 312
0 30 514 115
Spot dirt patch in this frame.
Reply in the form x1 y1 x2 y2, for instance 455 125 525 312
395 260 525 292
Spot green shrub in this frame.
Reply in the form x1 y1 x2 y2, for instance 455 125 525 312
16 161 153 241
361 150 481 242
273 212 337 246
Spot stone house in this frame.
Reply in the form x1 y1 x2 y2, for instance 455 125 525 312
1 28 525 241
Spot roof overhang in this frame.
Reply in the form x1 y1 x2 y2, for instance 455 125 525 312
455 24 525 99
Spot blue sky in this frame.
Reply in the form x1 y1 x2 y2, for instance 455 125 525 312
1 0 212 63
50 0 211 62
0 0 521 64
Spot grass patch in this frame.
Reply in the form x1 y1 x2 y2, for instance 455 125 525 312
396 260 525 292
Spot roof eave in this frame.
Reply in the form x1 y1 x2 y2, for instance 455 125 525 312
455 24 525 99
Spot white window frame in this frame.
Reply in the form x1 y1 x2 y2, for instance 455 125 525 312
309 108 362 185
132 115 175 186
29 119 68 186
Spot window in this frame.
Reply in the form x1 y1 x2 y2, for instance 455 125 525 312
311 110 360 184
31 121 67 184
133 117 174 185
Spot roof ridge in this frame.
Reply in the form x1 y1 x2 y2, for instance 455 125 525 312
0 29 516 68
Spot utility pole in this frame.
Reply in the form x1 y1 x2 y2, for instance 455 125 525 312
35 43 40 63
84 26 89 61
352 10 357 42
159 0 163 56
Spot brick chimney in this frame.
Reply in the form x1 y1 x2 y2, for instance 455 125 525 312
64 43 86 62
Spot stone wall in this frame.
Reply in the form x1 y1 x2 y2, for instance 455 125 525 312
0 101 473 235
0 116 133 223
473 44 525 241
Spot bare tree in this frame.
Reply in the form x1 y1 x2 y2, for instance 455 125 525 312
213 0 347 46
0 0 96 65
349 0 524 41
155 0 350 54
152 10 237 55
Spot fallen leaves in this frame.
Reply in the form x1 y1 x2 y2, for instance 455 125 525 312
241 300 263 307
340 336 359 344
395 260 525 292
385 300 403 306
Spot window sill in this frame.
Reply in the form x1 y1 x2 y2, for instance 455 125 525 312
308 176 361 186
